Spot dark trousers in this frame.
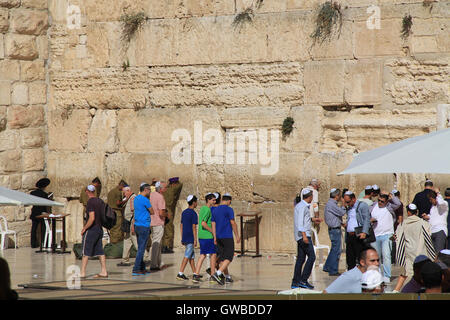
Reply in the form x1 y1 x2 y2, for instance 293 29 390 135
346 233 365 270
432 230 447 254
292 237 316 285
30 218 41 248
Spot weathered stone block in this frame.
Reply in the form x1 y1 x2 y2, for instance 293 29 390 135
23 148 45 172
21 0 48 9
11 82 28 105
12 9 48 35
0 80 11 105
304 60 345 105
0 8 8 32
0 34 4 59
87 110 118 153
0 129 18 151
36 35 48 60
47 152 105 197
9 173 21 189
21 127 45 148
412 36 439 54
0 149 21 173
0 59 20 81
0 0 20 8
22 171 45 189
5 34 38 60
345 60 383 105
7 105 44 129
48 108 91 151
29 81 47 105
20 60 45 81
353 20 404 58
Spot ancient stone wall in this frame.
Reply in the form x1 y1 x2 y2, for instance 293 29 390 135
1 0 449 251
0 0 49 246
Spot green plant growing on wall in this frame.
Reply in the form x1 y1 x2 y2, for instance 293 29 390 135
401 14 413 39
232 7 255 32
122 59 130 71
120 11 149 47
282 117 295 138
310 1 343 45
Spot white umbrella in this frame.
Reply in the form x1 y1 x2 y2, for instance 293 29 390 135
0 186 64 207
338 128 450 175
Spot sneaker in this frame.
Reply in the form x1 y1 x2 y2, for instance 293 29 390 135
299 281 314 290
132 270 149 276
192 274 201 283
291 283 301 289
211 272 225 285
225 276 234 283
176 273 189 281
150 267 161 271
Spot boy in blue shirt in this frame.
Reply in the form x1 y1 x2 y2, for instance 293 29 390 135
177 195 198 281
211 193 240 285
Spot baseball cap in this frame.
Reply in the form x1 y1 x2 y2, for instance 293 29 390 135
361 268 384 290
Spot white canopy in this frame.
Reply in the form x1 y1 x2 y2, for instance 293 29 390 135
338 128 450 175
0 186 64 207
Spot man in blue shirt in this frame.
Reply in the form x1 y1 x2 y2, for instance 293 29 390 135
211 193 240 285
177 195 198 281
292 189 323 289
131 183 154 276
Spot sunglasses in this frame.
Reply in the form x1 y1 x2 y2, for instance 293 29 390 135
378 199 386 204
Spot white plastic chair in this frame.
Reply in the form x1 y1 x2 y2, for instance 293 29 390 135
0 215 17 250
43 218 62 249
312 227 330 267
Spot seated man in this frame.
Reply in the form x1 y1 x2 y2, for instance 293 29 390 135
401 255 430 293
323 247 380 294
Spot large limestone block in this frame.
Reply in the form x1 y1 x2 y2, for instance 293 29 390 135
308 19 353 60
220 107 290 129
28 81 47 105
48 108 91 151
304 60 345 105
411 36 439 54
0 59 20 81
353 20 404 58
7 105 44 129
35 35 48 60
47 152 105 197
84 0 147 22
21 171 45 190
345 60 383 105
5 34 38 60
0 34 3 59
87 110 118 153
0 8 8 32
11 82 28 105
0 80 11 105
11 9 48 35
23 148 45 172
20 60 45 81
85 24 110 68
0 129 18 151
20 127 45 148
21 0 48 9
0 149 21 173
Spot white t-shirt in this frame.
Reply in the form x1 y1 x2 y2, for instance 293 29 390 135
371 205 394 237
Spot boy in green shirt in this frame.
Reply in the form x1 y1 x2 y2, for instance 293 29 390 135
192 193 217 283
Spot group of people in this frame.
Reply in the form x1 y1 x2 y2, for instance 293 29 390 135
292 179 450 293
78 178 241 285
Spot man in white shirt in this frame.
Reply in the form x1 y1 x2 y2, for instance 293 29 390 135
423 189 449 253
369 192 401 283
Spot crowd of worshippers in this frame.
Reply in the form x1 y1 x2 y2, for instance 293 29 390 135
292 179 450 293
78 178 240 284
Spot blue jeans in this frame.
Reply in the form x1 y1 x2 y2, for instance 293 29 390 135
323 228 341 274
133 225 150 273
371 233 392 278
292 237 316 285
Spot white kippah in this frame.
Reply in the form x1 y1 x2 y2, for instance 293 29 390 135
302 189 311 195
140 182 147 187
345 191 354 196
392 189 398 194
155 181 161 188
440 249 450 255
87 185 95 192
330 188 337 193
223 193 231 197
372 184 380 190
407 203 417 211
365 185 372 190
213 192 219 199
187 195 194 202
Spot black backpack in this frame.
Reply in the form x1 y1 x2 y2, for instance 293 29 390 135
101 202 117 230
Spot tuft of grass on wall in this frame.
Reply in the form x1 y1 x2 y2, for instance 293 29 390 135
282 117 295 138
120 12 149 45
310 1 343 45
401 14 413 39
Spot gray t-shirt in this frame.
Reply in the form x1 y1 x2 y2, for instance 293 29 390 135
325 267 362 293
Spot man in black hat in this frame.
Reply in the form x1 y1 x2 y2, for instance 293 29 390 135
30 178 51 248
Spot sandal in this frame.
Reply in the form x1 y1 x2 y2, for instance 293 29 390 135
92 274 108 278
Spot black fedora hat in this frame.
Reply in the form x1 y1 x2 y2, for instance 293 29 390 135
36 178 50 189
